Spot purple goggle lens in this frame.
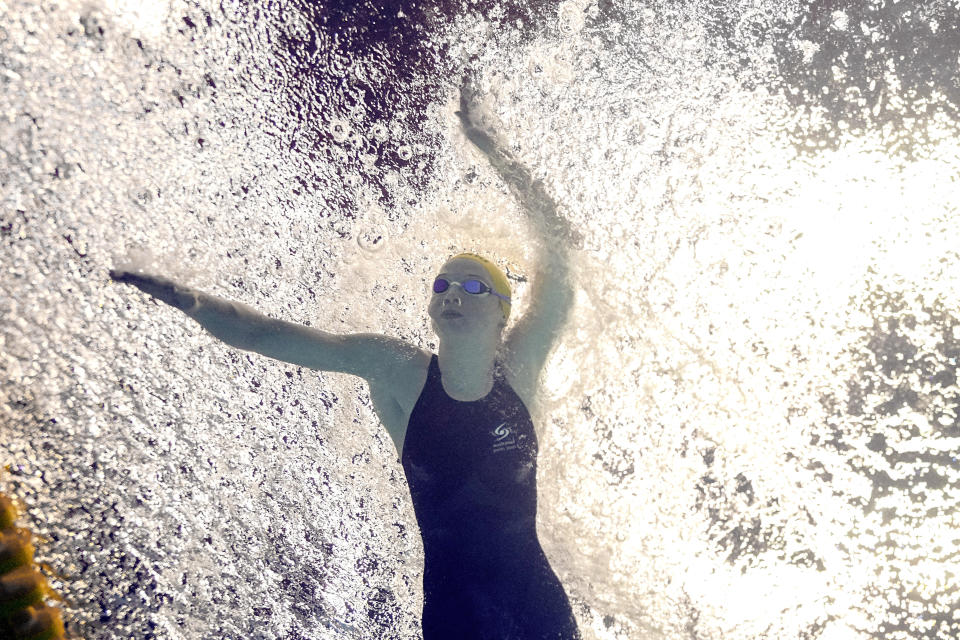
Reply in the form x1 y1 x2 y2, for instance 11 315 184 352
433 278 488 295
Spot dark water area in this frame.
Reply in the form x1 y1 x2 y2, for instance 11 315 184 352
267 0 960 175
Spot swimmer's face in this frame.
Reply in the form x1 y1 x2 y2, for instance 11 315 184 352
428 258 506 338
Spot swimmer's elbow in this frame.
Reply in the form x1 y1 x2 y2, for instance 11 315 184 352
244 319 350 372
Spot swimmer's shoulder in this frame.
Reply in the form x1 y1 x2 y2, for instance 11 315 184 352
500 345 538 411
387 346 432 413
367 345 431 455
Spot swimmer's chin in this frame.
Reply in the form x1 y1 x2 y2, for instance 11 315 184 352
430 314 472 337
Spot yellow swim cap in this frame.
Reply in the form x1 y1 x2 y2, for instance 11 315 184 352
448 252 512 319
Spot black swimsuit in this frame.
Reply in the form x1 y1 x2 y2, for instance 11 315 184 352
401 355 579 639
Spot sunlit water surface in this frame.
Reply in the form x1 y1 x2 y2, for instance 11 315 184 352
2 0 959 638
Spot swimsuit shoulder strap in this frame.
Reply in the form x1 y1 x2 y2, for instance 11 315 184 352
419 353 442 396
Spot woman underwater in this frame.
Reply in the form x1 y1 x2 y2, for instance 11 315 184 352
111 87 581 639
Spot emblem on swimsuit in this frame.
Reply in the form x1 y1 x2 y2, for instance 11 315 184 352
491 422 520 453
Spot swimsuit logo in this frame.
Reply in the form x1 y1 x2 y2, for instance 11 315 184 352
492 423 511 441
491 422 520 453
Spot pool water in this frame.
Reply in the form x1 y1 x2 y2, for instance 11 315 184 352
1 1 958 638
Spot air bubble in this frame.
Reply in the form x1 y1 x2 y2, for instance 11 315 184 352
2 114 38 163
371 123 389 141
331 220 351 239
329 118 350 143
357 226 387 252
283 11 316 44
397 144 413 161
114 246 156 274
831 10 849 31
128 185 157 209
219 0 245 23
558 1 585 36
328 56 348 78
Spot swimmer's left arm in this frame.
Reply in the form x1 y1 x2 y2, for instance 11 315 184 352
502 240 574 404
457 85 576 400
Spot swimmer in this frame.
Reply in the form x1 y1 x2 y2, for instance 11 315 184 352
111 83 580 639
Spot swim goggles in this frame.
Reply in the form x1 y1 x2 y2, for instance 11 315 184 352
432 278 511 302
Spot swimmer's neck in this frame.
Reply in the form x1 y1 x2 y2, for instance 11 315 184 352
436 336 499 401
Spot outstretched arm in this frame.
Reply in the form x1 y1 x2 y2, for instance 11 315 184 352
110 269 429 453
456 86 576 403
109 270 426 397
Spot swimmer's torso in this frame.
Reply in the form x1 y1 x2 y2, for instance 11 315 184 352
402 355 579 639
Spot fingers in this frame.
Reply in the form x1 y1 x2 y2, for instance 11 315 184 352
109 268 169 288
110 266 179 286
108 269 168 298
109 269 196 311
109 269 161 291
458 78 475 116
457 76 483 130
454 81 505 159
108 268 132 282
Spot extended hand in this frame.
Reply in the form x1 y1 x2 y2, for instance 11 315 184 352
455 79 478 129
110 269 198 312
454 77 580 248
456 80 499 156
